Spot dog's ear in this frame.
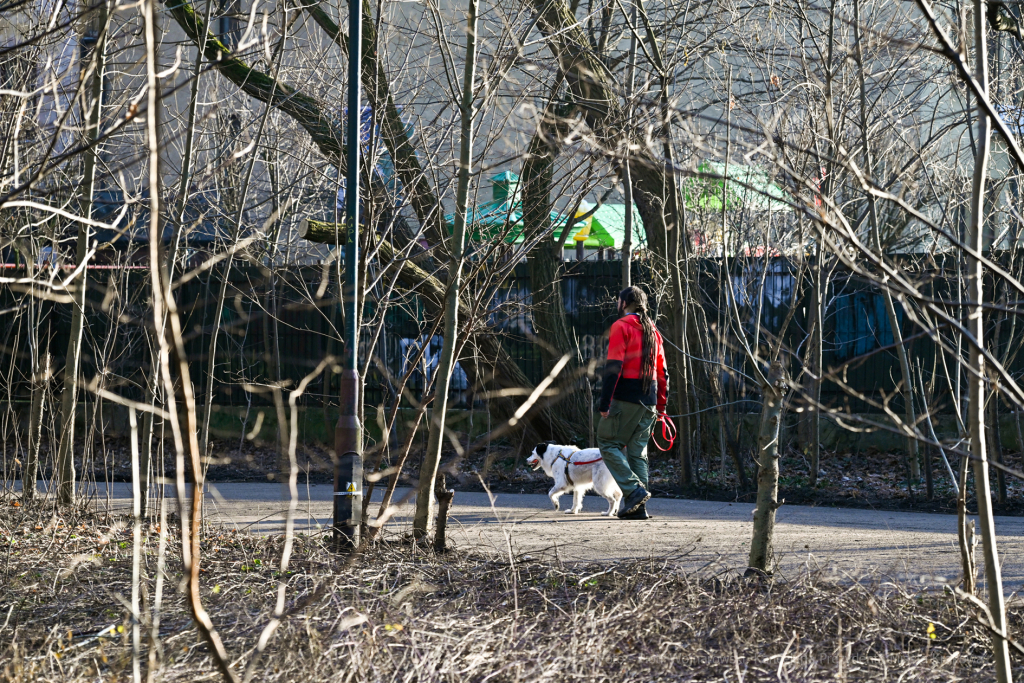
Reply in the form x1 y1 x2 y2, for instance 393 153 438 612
534 443 549 456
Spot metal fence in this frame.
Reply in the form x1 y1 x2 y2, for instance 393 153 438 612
1 257 1016 416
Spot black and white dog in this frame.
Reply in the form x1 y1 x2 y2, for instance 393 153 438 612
526 443 622 516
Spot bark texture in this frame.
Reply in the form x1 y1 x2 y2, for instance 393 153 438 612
747 361 788 574
433 472 454 552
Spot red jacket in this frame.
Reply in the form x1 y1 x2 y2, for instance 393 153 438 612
599 314 669 413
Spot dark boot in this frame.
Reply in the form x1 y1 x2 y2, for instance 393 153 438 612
621 485 651 515
618 503 652 520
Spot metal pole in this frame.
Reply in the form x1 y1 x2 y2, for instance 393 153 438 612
334 0 363 550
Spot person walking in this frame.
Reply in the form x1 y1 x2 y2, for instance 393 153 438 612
597 286 668 520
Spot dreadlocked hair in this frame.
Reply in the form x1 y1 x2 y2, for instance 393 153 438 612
619 286 657 394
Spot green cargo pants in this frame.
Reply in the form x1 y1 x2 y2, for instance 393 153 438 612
597 399 657 495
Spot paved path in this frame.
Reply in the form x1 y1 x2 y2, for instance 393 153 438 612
36 482 1024 588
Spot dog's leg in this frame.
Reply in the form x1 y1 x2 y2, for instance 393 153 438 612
549 487 562 511
566 488 583 515
602 489 622 516
603 494 616 516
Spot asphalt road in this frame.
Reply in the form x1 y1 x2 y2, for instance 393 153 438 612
31 480 1023 590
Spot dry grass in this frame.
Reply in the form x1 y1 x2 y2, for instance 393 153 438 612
0 501 1013 682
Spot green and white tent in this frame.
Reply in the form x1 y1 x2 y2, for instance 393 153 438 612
445 162 786 252
445 171 645 250
683 160 790 212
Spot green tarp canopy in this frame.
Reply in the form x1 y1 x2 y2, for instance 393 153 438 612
590 203 646 250
446 162 787 251
684 160 790 212
446 171 645 249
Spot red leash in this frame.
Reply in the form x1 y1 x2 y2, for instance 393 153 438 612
653 414 676 452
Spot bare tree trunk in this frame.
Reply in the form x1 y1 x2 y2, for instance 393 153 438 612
807 247 823 487
967 5 1012 676
740 252 804 572
989 398 1006 505
747 361 787 575
56 0 110 506
129 406 143 683
671 236 695 489
713 114 749 492
25 353 47 501
992 280 1010 506
620 3 637 289
958 451 977 594
140 0 216 519
433 472 454 552
141 312 164 522
521 95 591 441
142 0 235 675
924 444 934 501
714 250 747 490
712 365 728 478
716 70 734 483
24 285 49 502
140 385 155 518
853 0 918 481
636 0 695 485
412 0 478 538
809 0 839 491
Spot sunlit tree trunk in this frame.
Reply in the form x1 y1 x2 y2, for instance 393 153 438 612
966 3 1012 677
412 0 478 538
747 361 787 574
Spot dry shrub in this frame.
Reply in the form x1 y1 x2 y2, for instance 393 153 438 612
0 504 1010 681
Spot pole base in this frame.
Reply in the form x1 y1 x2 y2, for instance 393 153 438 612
333 369 362 551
